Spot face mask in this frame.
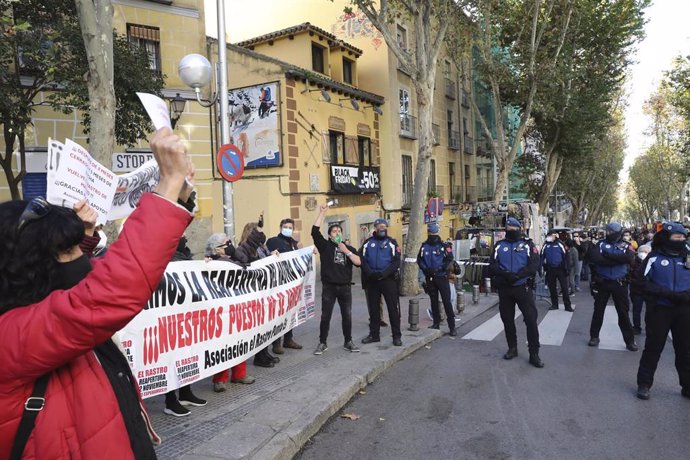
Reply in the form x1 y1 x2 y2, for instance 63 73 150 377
281 228 293 238
376 230 387 239
623 235 631 242
546 236 555 243
606 232 621 243
55 254 93 290
665 239 686 254
333 234 343 244
429 235 441 243
505 230 520 241
223 244 235 257
637 252 648 260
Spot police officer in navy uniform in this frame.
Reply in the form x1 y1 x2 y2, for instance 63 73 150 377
587 222 638 351
360 218 402 346
634 222 690 400
417 222 457 336
489 217 544 368
541 229 573 311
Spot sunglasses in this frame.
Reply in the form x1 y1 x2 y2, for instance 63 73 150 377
17 197 51 232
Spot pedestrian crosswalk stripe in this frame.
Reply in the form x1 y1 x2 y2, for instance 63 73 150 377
539 309 574 346
462 311 521 341
598 306 628 351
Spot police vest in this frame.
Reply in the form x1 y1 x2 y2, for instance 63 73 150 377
592 241 629 280
643 252 690 306
494 239 532 286
542 241 566 268
419 242 451 276
362 237 397 272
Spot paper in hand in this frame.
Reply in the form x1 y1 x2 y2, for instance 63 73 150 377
136 92 172 130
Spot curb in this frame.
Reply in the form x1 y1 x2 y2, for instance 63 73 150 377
256 298 499 460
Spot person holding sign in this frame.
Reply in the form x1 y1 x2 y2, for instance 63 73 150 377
0 127 194 459
311 203 362 355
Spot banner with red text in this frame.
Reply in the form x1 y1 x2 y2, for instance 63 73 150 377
117 247 316 398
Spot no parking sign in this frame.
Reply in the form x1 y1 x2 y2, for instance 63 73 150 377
216 144 245 182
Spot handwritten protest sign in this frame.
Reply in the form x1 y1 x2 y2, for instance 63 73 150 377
47 139 118 224
109 159 160 221
117 248 317 398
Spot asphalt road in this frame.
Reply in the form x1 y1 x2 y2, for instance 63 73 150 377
297 283 690 460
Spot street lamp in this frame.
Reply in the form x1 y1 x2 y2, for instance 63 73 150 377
178 0 235 241
169 93 186 129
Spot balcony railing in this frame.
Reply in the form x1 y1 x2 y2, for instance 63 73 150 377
448 130 460 150
461 91 470 108
465 185 495 203
449 186 463 204
463 135 474 154
400 113 417 139
444 77 456 99
432 123 440 145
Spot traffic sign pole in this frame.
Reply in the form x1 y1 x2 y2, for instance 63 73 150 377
217 0 235 242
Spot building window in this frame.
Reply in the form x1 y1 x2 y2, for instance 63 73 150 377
329 131 345 164
343 58 354 84
447 109 454 137
445 60 452 76
396 25 408 51
402 155 413 207
428 159 437 194
358 137 371 167
127 24 161 74
312 43 325 73
449 162 456 194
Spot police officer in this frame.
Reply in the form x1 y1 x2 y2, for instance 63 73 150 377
587 222 638 351
360 218 402 346
634 223 690 400
541 229 573 311
417 222 456 336
489 217 543 368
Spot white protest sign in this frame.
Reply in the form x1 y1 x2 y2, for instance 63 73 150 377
136 92 171 130
47 139 117 224
118 248 317 398
109 159 160 221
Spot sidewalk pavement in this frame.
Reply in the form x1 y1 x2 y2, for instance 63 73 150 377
147 282 499 460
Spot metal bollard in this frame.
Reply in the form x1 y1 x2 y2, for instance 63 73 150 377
408 298 420 331
484 277 491 296
472 285 480 304
456 289 465 314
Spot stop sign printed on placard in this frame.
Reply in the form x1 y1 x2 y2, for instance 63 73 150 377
216 144 244 182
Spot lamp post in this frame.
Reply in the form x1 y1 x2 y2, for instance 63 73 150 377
178 0 234 241
169 93 186 129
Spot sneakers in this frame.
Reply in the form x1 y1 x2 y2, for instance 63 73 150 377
449 329 458 337
529 353 544 368
429 323 441 330
503 347 518 360
344 341 360 352
231 375 256 384
588 337 600 347
179 391 207 407
272 343 285 355
565 307 574 312
393 338 403 346
626 341 639 352
213 382 227 393
549 305 559 310
164 399 191 417
361 335 381 344
314 343 328 355
637 386 650 400
284 338 303 349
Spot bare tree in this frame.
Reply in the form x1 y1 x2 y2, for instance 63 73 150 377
74 0 115 165
350 0 455 294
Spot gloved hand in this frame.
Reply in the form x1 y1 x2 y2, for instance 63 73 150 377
507 273 519 285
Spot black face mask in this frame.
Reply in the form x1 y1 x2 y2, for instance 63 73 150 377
664 239 687 255
428 235 441 244
505 230 521 241
55 254 93 290
606 232 621 243
376 230 388 239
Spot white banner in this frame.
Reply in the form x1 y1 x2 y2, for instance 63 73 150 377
118 248 317 398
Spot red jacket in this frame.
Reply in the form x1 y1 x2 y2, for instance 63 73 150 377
0 194 192 459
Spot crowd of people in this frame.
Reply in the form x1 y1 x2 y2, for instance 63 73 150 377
488 217 690 401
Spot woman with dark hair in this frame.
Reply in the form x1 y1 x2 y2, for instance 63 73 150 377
0 128 193 459
234 221 282 368
634 223 690 400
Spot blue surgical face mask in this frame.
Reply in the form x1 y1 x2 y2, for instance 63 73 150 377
281 228 293 238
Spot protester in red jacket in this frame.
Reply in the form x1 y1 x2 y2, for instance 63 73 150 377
0 128 193 460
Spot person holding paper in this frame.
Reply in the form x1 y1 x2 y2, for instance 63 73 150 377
0 128 194 459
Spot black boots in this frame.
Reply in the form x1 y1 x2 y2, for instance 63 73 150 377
637 386 650 400
503 347 518 360
529 353 544 368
